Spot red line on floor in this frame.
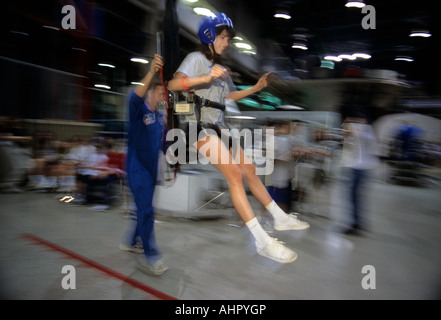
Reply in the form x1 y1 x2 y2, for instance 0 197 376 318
19 233 177 300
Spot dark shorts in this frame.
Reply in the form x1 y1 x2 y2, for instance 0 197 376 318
266 182 292 206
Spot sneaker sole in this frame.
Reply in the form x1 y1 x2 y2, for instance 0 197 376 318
274 224 310 231
119 244 144 254
256 248 298 264
136 264 169 276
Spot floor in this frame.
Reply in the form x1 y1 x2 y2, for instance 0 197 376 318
1 164 441 300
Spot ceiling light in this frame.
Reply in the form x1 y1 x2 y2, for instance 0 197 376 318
338 54 356 60
234 42 252 50
184 0 199 3
352 53 371 59
10 30 29 36
130 82 145 86
292 43 308 50
98 63 115 68
233 36 243 41
395 56 414 62
130 58 149 64
274 13 291 20
274 9 291 19
409 31 431 38
72 47 87 52
193 7 215 17
345 1 365 8
94 84 111 89
242 50 256 55
42 25 60 31
324 55 342 62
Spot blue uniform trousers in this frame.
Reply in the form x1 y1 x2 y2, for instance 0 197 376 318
126 149 161 262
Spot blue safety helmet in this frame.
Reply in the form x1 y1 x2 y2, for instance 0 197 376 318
198 13 234 45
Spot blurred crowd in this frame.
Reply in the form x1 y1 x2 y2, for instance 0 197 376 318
260 119 338 215
0 116 128 212
1 115 440 217
388 122 441 167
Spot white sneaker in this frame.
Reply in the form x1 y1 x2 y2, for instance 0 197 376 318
256 237 297 263
119 243 144 254
137 257 168 276
274 213 310 231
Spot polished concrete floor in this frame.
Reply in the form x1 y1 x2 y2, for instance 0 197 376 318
1 165 441 300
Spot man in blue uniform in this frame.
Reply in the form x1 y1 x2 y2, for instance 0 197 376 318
126 54 168 275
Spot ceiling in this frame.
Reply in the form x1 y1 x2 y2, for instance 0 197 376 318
2 0 440 120
233 0 440 93
3 0 439 93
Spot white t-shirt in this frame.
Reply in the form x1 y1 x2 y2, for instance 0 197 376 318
175 52 236 125
272 135 294 189
175 51 236 104
340 122 379 170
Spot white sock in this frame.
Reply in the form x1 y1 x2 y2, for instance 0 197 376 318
265 200 288 223
246 217 271 246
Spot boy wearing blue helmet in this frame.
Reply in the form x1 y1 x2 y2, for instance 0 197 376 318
168 13 309 264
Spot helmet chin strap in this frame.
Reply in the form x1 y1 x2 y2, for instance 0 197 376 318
209 43 221 61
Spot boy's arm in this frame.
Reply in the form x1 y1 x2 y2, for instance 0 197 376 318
133 54 164 98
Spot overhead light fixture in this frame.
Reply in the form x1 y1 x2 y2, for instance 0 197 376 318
345 1 365 8
274 13 291 19
130 58 149 64
42 25 60 31
409 30 432 38
274 11 291 20
395 56 414 62
94 84 111 89
338 54 356 60
292 35 308 50
10 30 29 36
98 63 115 68
324 55 342 62
72 47 87 52
234 42 253 50
292 43 308 50
242 50 256 55
183 0 199 3
352 53 371 59
193 7 215 17
274 8 291 19
131 82 145 86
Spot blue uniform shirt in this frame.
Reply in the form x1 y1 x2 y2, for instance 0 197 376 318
127 90 165 182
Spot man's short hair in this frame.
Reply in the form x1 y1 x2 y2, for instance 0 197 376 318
147 79 162 92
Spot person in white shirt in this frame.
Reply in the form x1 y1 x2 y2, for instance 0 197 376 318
340 110 379 234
